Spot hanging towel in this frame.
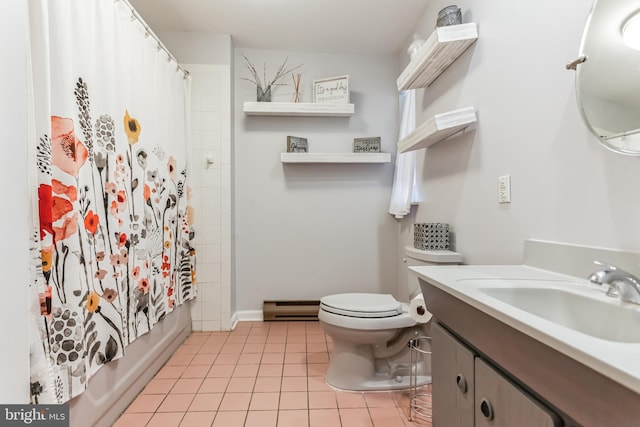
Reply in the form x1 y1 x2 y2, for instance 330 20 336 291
388 90 417 218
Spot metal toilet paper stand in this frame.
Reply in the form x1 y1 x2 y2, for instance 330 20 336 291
408 336 433 423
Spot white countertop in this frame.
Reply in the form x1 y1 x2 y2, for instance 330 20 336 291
411 264 640 394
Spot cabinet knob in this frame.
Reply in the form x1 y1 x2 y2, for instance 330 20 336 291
455 373 468 393
480 398 494 420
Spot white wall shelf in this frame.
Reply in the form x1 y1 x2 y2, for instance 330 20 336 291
405 245 463 263
397 23 478 91
243 102 355 117
398 106 477 153
281 152 391 164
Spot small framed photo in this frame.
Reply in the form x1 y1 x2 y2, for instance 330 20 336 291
313 75 350 104
353 137 381 153
287 136 309 153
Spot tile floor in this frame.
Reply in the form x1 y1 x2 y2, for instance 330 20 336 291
113 321 432 427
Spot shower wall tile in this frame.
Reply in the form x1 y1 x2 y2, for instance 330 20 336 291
202 320 221 331
203 170 221 190
203 131 221 151
221 244 231 284
185 64 232 331
201 301 220 320
221 164 231 190
191 92 202 109
190 300 202 321
202 92 220 112
199 244 221 261
191 130 203 150
202 111 221 131
220 317 231 331
221 213 231 240
201 206 220 225
201 188 221 207
198 263 220 284
198 226 221 245
221 241 231 266
221 138 231 165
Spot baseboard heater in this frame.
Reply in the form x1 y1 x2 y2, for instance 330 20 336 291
263 300 320 321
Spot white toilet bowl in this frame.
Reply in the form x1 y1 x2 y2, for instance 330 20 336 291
318 293 431 391
318 247 462 391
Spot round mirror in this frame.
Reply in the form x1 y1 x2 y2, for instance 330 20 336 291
576 0 640 155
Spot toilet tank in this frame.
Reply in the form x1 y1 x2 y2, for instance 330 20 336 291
399 246 462 302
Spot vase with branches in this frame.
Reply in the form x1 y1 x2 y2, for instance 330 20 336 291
241 55 302 102
292 73 302 103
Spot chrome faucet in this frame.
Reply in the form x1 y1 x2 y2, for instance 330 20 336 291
588 261 640 304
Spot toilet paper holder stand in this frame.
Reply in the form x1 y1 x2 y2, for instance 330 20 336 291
408 336 433 423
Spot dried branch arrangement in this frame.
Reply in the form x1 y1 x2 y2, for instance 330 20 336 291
240 55 302 92
292 73 302 103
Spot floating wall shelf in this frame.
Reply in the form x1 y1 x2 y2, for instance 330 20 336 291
281 152 391 164
398 106 477 153
243 102 355 117
397 23 478 91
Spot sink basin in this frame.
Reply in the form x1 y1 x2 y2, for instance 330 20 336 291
476 285 640 343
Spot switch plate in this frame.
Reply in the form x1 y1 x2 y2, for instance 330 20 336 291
498 175 511 203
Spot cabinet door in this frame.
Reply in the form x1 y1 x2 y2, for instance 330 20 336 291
432 322 475 427
475 358 562 427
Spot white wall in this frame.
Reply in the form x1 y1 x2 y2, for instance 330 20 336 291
1 0 30 402
158 32 235 330
234 48 401 312
401 0 640 268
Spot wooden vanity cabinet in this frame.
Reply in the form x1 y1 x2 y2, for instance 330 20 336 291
433 322 562 427
423 277 640 426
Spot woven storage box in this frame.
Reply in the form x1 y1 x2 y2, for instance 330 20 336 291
413 223 450 250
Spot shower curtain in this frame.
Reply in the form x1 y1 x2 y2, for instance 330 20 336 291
27 0 196 404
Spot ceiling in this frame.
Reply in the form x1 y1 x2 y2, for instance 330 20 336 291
128 0 430 54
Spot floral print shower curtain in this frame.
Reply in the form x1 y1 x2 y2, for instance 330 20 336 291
28 0 196 403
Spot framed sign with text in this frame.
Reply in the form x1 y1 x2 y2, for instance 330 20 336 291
287 136 309 152
313 75 350 104
353 137 381 153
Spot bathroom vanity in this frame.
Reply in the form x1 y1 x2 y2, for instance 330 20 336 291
415 262 640 427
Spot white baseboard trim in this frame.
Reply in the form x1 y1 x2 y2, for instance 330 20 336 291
235 310 264 323
230 312 239 330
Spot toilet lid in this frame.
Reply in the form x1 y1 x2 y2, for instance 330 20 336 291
320 293 402 318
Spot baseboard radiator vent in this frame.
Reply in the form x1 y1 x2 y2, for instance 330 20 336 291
263 300 320 321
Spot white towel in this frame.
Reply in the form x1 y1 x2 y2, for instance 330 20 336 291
388 90 417 218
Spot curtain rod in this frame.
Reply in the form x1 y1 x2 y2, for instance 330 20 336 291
117 0 190 78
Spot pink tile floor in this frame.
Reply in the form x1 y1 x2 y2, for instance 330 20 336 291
113 321 432 427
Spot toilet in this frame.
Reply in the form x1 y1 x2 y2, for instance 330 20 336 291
318 248 461 391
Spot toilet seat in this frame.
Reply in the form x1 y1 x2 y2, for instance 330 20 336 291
320 293 402 318
318 293 417 330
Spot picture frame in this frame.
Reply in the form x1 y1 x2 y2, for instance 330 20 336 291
313 75 350 104
353 137 381 153
287 136 309 153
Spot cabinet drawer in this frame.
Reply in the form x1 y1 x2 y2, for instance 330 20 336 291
432 322 475 427
475 358 562 427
